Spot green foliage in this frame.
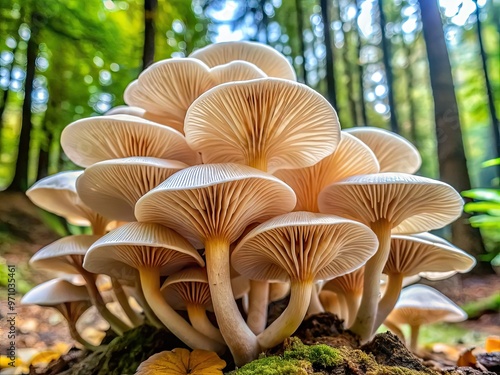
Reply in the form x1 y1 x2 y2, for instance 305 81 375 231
462 292 500 318
283 338 342 369
228 356 310 375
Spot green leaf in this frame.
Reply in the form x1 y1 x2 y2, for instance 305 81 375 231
464 201 500 214
462 189 500 203
469 215 500 228
482 158 500 168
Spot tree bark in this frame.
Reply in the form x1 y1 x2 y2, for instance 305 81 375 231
402 40 419 148
142 0 157 71
355 0 367 126
340 22 358 127
419 0 491 274
7 13 39 192
36 116 51 181
474 0 500 175
320 0 338 111
377 0 399 133
0 42 19 156
295 0 308 85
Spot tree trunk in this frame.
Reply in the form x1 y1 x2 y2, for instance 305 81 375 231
142 0 157 71
474 0 500 176
340 22 358 127
295 0 308 85
419 0 492 274
36 116 51 181
0 87 9 156
402 40 419 148
7 14 39 192
259 0 269 44
320 0 338 111
355 0 367 126
377 0 399 133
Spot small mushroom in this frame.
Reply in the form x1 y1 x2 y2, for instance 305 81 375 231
318 173 463 340
190 41 296 80
83 222 224 353
21 279 97 350
76 157 187 221
344 127 421 173
60 115 200 167
385 285 467 352
232 211 378 349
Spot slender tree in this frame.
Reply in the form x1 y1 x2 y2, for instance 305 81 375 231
36 116 51 180
295 0 308 85
474 0 500 175
418 0 491 273
377 0 399 133
339 7 358 126
402 39 419 147
142 0 158 70
320 0 338 110
355 0 367 126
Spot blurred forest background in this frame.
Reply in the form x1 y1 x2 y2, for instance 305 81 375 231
0 0 499 271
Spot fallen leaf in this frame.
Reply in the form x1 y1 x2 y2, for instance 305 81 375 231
485 336 500 353
136 348 226 375
457 348 477 367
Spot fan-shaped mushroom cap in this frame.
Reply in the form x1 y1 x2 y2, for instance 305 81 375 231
184 78 340 173
106 105 146 117
76 157 188 222
210 61 266 85
190 41 297 80
161 267 211 310
26 171 111 229
84 222 204 281
274 132 379 211
232 212 378 283
60 115 200 167
344 127 421 174
318 173 463 233
135 163 297 249
385 234 476 277
387 285 467 326
124 59 215 133
30 235 100 274
323 267 364 296
21 279 90 306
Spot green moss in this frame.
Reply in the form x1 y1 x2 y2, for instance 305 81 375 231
228 356 311 375
284 338 342 368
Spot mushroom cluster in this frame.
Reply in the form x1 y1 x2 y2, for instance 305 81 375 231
24 41 473 366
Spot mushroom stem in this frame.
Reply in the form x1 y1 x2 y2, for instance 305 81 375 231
382 320 405 342
345 293 361 328
373 273 404 333
187 304 225 344
248 156 268 172
68 321 100 351
337 292 348 321
79 269 131 335
247 280 270 334
320 292 341 317
205 237 259 366
134 278 163 328
139 267 225 354
409 324 420 352
351 218 392 341
90 215 109 236
111 277 143 327
307 286 324 316
257 280 313 349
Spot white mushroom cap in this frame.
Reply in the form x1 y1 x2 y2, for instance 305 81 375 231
318 173 463 233
60 115 200 167
30 235 100 274
76 157 187 221
21 279 90 306
135 163 297 249
231 212 378 282
345 127 421 174
190 41 296 80
387 284 467 325
184 78 340 173
210 60 267 85
84 222 204 280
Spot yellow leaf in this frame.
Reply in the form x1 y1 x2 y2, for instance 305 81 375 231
485 336 500 353
29 351 61 366
136 348 226 375
0 356 23 368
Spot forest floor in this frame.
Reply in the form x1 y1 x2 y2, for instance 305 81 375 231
1 192 499 374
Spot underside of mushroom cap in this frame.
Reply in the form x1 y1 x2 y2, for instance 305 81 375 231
76 157 188 221
345 127 422 174
30 235 101 274
388 284 467 325
323 267 364 295
21 279 90 306
274 132 380 211
84 222 204 280
210 60 267 85
135 163 297 248
184 78 340 173
318 173 463 232
161 267 212 310
384 234 476 277
231 212 378 282
190 41 297 80
61 115 200 167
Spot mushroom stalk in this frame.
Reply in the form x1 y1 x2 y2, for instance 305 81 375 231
90 215 109 236
247 280 270 334
320 293 341 317
68 321 100 351
205 237 259 366
344 293 361 328
248 156 268 172
337 292 348 321
187 304 225 344
373 273 404 333
139 267 225 354
351 219 392 341
134 278 163 328
382 320 405 342
111 277 143 327
409 324 420 352
307 287 324 316
257 281 312 349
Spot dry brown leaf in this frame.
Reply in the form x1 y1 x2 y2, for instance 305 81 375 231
457 348 477 367
485 336 500 353
135 348 226 375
